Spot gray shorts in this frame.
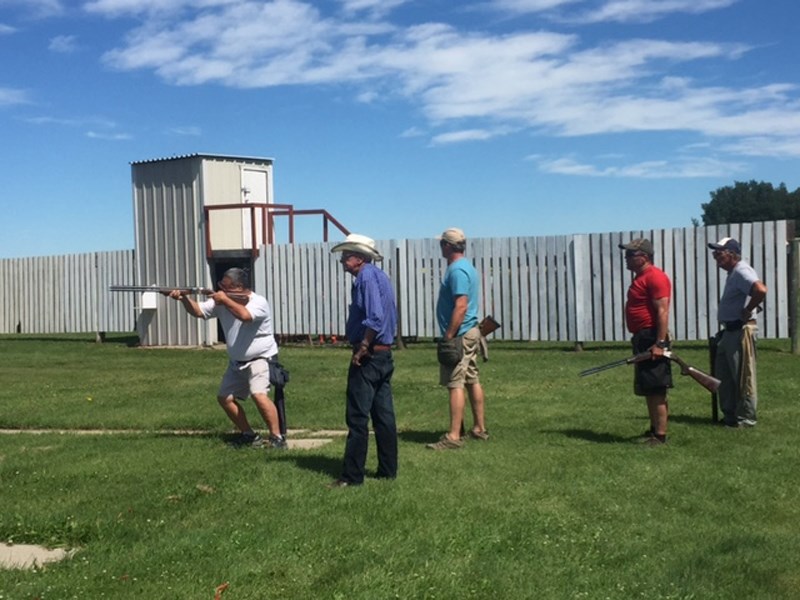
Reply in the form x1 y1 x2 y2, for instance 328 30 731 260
218 358 270 400
439 327 481 389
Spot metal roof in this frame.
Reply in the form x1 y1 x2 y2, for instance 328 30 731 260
130 152 274 165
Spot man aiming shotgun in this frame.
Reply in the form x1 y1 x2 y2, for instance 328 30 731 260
113 270 288 450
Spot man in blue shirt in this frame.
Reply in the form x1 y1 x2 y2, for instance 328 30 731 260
428 228 488 450
328 234 398 487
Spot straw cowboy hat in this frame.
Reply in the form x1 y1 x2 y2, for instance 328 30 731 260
330 233 383 261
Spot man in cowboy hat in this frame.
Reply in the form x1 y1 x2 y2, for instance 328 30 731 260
708 237 767 428
327 234 398 487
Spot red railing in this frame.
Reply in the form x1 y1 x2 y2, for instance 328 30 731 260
203 202 350 258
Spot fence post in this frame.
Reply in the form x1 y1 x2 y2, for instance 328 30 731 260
791 238 800 355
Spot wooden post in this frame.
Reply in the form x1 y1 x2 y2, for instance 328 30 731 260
709 336 719 422
791 238 800 355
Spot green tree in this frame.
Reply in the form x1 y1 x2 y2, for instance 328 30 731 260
701 180 800 225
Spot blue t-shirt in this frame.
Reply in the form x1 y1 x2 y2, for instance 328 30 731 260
437 257 480 337
345 263 397 346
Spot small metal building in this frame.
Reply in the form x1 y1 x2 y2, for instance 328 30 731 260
131 153 274 346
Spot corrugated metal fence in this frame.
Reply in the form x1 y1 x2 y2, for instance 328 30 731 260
0 221 792 342
0 251 135 335
259 220 792 342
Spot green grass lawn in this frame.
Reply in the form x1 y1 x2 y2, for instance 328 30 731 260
0 335 799 599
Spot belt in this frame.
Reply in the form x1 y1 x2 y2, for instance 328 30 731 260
722 320 756 331
353 344 392 353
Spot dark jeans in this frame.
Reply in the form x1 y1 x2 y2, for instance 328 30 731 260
342 350 398 484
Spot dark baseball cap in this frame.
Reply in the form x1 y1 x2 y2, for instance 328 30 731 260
708 237 741 254
618 238 653 256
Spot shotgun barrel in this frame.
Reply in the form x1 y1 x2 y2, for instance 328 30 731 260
110 285 213 295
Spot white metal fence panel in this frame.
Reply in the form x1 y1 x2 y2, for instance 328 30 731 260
0 221 792 343
0 251 136 335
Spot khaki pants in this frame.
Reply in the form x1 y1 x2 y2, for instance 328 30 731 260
715 323 758 425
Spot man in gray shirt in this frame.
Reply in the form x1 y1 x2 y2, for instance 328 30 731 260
708 238 767 428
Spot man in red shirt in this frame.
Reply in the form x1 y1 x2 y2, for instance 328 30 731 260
619 238 673 446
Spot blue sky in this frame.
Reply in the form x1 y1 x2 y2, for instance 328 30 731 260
1 0 799 258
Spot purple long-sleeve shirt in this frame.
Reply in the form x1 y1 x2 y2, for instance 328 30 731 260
346 262 397 346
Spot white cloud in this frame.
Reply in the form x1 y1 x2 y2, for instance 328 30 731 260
489 0 582 14
0 0 64 17
574 0 739 24
400 126 425 138
90 0 800 159
24 115 118 128
0 87 29 106
0 23 17 34
431 129 498 145
721 137 800 159
83 0 236 17
338 0 409 17
86 130 132 140
534 155 745 178
49 34 78 52
167 125 202 136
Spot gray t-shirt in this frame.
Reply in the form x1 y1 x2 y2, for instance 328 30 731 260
200 292 278 361
717 261 760 322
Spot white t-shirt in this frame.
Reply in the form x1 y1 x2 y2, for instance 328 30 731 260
199 292 278 362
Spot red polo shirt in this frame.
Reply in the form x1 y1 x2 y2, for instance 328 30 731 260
625 265 671 334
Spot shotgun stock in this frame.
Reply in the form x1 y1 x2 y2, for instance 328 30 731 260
478 316 501 337
580 349 721 394
664 351 721 394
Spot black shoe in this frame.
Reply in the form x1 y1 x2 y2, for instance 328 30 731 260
327 479 353 489
265 434 288 450
230 432 265 448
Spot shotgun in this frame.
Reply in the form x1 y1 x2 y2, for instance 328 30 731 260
580 350 721 394
110 285 214 295
109 285 250 302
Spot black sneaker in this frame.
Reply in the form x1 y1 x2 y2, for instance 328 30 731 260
636 428 655 442
265 434 288 450
230 432 265 448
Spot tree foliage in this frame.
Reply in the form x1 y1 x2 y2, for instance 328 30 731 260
701 180 800 225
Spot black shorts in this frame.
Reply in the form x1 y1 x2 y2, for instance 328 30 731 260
631 329 672 396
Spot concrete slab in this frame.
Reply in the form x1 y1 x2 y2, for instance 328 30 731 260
0 543 73 570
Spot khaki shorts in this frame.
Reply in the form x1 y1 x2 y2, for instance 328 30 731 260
218 358 270 399
439 327 481 389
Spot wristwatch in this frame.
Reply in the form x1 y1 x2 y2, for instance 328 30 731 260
655 340 668 349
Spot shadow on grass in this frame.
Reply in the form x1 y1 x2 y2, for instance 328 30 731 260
0 334 140 347
670 414 721 427
398 430 441 444
276 454 342 478
550 428 632 444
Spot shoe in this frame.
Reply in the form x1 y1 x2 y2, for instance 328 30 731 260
720 421 740 429
739 419 757 428
637 427 655 440
426 434 465 450
326 479 354 489
644 435 667 447
265 434 288 450
231 432 265 448
467 429 490 441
